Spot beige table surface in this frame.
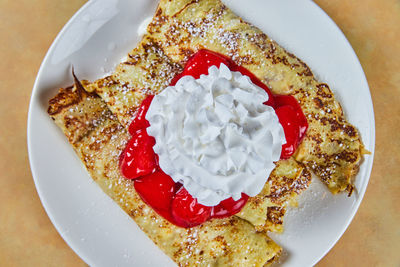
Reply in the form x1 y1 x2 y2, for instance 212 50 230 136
0 0 399 266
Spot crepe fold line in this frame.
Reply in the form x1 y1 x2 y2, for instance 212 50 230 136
83 35 311 233
145 0 365 194
48 84 281 267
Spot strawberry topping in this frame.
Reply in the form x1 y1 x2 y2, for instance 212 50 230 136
120 129 157 179
275 105 301 159
129 95 154 135
211 194 249 218
171 187 212 227
275 95 308 139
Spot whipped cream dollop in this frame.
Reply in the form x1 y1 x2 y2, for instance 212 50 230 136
146 64 286 206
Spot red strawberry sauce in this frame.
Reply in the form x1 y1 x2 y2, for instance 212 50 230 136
119 49 308 228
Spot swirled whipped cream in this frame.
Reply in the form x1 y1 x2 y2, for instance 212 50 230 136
146 64 286 206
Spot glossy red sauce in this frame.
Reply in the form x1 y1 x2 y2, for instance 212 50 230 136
120 49 308 228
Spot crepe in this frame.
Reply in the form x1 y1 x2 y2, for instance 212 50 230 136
48 83 281 266
145 0 365 194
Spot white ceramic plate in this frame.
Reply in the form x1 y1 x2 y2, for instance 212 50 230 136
28 0 375 266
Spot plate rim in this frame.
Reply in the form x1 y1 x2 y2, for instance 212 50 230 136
27 0 376 266
27 1 99 264
305 1 375 264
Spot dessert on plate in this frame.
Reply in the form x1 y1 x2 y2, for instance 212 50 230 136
48 0 366 265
